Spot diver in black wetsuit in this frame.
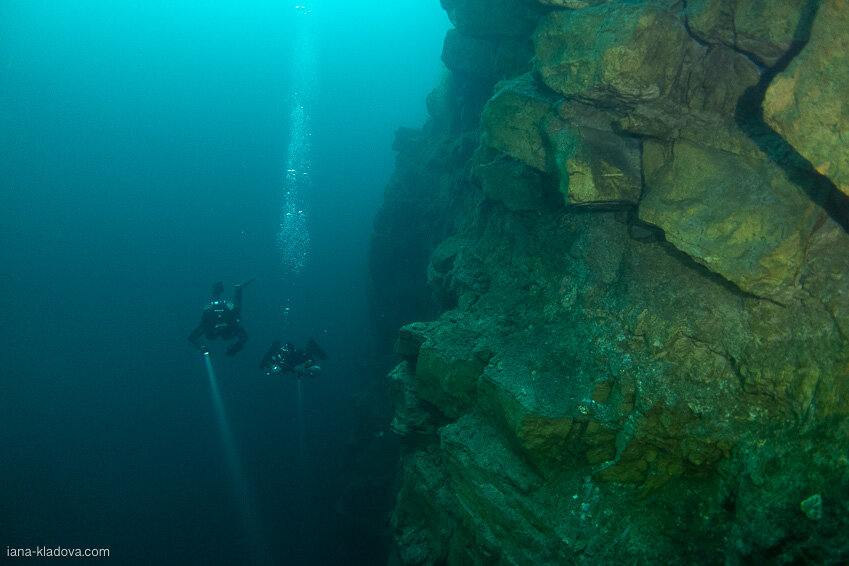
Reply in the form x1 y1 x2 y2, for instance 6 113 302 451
188 280 253 356
260 338 327 378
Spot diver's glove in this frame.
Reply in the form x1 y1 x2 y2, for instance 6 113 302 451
305 365 321 378
226 343 243 356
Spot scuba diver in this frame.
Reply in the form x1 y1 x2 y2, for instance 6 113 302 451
188 279 253 356
261 338 327 378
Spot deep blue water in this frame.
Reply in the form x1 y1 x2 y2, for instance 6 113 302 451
0 2 448 564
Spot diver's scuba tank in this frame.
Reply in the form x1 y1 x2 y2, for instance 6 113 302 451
203 299 233 328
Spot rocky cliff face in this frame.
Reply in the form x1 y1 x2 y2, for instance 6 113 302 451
371 1 849 564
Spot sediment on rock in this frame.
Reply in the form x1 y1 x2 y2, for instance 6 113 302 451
371 1 849 564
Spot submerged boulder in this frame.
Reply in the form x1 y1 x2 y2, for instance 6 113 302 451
480 74 558 174
374 1 849 564
440 0 543 39
408 321 491 420
764 0 849 197
534 3 690 107
481 75 644 207
639 139 820 301
546 117 642 207
441 29 497 81
473 149 559 212
685 0 809 66
536 0 611 7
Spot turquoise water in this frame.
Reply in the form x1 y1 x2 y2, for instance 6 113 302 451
0 1 449 563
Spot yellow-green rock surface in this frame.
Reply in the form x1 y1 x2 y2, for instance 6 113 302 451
764 0 849 197
374 1 849 564
639 139 820 301
535 3 689 105
685 0 808 65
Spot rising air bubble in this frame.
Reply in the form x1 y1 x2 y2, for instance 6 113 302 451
277 5 315 274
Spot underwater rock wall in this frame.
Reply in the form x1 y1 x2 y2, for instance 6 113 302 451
371 0 849 564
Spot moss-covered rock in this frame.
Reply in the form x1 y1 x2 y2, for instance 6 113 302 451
612 47 759 143
567 212 628 285
395 322 433 360
480 74 558 174
546 118 642 206
389 361 442 440
764 0 849 197
472 149 559 211
639 139 820 301
536 0 610 7
411 321 490 419
427 237 490 310
392 447 456 565
441 29 497 80
801 220 849 341
685 0 808 66
480 76 644 208
535 3 690 106
374 1 849 564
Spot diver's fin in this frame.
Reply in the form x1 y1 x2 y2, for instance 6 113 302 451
306 338 327 360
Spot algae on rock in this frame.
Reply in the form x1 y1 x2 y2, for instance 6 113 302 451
764 0 849 197
685 0 809 66
372 1 849 564
639 139 820 302
535 3 691 106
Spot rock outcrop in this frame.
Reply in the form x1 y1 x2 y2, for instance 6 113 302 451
763 0 849 197
371 0 849 564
